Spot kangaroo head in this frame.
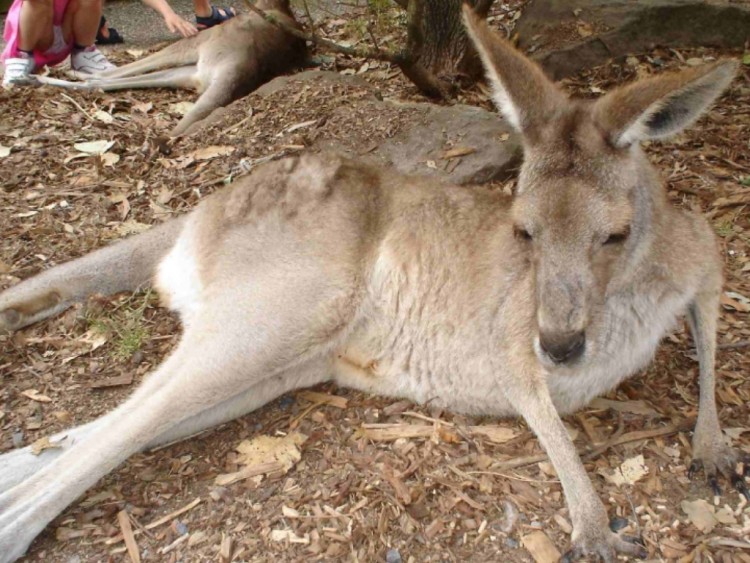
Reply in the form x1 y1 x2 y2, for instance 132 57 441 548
464 7 737 367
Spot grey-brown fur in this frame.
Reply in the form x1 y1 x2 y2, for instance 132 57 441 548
36 0 307 136
0 7 743 562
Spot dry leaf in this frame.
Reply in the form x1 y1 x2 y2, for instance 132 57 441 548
215 433 307 486
681 499 719 533
155 187 174 205
602 454 648 486
522 531 561 563
101 152 120 167
93 110 114 124
115 220 152 236
30 435 64 455
74 140 114 155
236 432 306 471
0 145 10 158
189 145 236 161
133 101 153 114
22 389 52 403
169 101 195 116
269 529 309 544
470 426 517 444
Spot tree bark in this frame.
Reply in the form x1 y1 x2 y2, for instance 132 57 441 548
406 0 494 80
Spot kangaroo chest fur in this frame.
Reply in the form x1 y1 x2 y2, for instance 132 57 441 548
332 234 690 418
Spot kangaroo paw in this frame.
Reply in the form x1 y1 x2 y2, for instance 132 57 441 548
0 291 62 332
561 530 647 562
689 434 749 500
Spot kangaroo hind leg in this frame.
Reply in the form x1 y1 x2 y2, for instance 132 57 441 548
0 354 331 495
95 38 202 79
0 239 358 561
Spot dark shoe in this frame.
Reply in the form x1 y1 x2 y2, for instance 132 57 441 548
195 5 237 31
96 16 124 45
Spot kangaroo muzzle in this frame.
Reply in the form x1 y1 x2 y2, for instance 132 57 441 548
539 329 586 364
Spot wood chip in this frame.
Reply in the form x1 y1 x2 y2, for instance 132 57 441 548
441 146 476 159
522 531 561 563
89 373 134 389
219 534 233 562
382 465 412 505
117 510 141 563
215 461 285 486
105 498 202 545
298 390 348 408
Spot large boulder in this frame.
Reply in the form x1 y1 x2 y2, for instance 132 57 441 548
316 100 521 185
516 0 750 79
201 71 521 185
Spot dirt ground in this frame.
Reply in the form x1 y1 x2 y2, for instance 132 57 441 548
1 2 750 562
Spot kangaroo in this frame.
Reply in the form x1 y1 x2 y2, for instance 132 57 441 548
34 0 307 136
0 8 744 561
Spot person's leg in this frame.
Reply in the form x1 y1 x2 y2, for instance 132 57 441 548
18 0 55 52
193 0 211 18
61 0 115 74
61 0 99 47
2 0 54 85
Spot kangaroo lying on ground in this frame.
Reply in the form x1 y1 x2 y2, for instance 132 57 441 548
0 8 745 561
35 0 306 136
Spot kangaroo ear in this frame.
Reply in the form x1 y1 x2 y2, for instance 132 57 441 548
593 61 737 148
462 4 565 136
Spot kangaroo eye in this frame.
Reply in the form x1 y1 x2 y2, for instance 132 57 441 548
604 231 629 245
514 226 533 241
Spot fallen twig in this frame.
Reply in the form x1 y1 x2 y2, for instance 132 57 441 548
104 497 202 546
117 510 141 563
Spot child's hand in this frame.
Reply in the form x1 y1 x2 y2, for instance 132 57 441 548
164 12 198 37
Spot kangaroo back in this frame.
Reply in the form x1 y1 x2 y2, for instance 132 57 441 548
0 218 184 332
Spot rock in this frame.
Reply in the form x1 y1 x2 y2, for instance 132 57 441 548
254 69 373 98
259 72 520 185
199 71 520 185
370 102 521 185
385 548 403 563
516 0 750 79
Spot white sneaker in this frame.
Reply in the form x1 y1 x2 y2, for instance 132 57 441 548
70 46 116 75
2 55 35 87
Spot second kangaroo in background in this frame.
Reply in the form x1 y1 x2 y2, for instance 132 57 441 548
37 0 307 135
0 6 745 562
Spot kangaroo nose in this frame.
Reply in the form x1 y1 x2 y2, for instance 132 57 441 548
539 330 585 364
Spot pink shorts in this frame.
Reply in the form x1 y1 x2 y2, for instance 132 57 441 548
1 0 74 68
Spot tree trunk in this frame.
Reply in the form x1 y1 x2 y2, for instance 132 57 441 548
406 0 494 80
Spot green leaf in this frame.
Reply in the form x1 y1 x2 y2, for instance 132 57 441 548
743 52 750 66
741 176 750 187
